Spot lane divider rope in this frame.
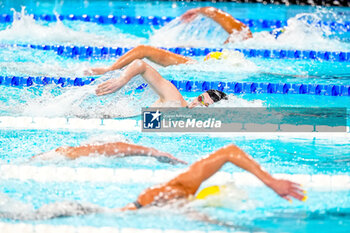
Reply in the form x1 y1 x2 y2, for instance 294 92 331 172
0 165 349 191
1 75 349 97
0 13 349 32
8 44 350 62
0 222 232 233
0 116 139 131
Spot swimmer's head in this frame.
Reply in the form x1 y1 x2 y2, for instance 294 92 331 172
192 184 252 209
195 185 221 200
187 89 228 109
204 51 223 61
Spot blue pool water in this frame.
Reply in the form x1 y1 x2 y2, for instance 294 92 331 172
0 0 349 232
0 179 349 232
0 129 349 174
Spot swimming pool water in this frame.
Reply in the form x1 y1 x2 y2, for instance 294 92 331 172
0 0 349 232
1 129 349 175
0 179 349 232
1 46 349 86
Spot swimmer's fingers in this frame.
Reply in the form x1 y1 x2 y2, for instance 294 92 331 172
291 181 302 188
290 185 307 202
281 195 292 202
290 182 307 195
154 153 187 165
280 184 306 202
292 185 305 194
170 156 188 165
180 8 200 23
83 69 93 76
96 80 118 96
289 191 305 202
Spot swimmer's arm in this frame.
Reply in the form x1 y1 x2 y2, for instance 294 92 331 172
96 59 187 106
180 7 252 42
224 145 305 201
54 142 186 164
86 45 193 76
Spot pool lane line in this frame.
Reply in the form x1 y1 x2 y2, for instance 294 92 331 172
0 116 139 131
1 165 349 191
0 222 234 233
0 13 349 32
1 75 349 97
7 44 350 62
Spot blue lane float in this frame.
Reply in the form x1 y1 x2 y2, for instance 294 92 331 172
12 44 350 62
0 76 95 87
0 75 348 97
0 13 349 32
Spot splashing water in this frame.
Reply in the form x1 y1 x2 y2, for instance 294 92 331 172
211 95 264 108
189 183 257 211
0 46 92 77
0 195 104 220
0 193 34 220
150 11 349 51
0 7 144 47
150 16 228 47
0 74 264 118
229 12 350 52
0 72 153 118
1 7 347 51
163 50 258 74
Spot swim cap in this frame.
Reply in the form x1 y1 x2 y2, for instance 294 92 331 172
206 89 228 103
194 183 254 209
196 185 222 200
204 51 223 61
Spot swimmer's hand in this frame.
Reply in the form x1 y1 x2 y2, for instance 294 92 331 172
152 152 188 165
180 8 200 23
84 67 110 76
268 178 306 202
95 78 123 96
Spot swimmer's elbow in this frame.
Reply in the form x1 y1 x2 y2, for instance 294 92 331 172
130 59 145 68
224 144 242 155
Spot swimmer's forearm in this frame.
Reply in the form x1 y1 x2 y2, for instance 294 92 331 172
96 60 146 96
198 7 249 35
225 145 274 186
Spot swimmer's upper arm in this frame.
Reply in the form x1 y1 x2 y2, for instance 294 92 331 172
198 7 252 42
142 62 184 103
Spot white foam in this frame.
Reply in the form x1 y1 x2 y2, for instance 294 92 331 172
150 16 227 48
229 12 350 52
1 73 146 118
214 95 264 107
150 10 349 51
0 116 139 131
0 223 233 233
165 50 258 74
0 7 144 47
